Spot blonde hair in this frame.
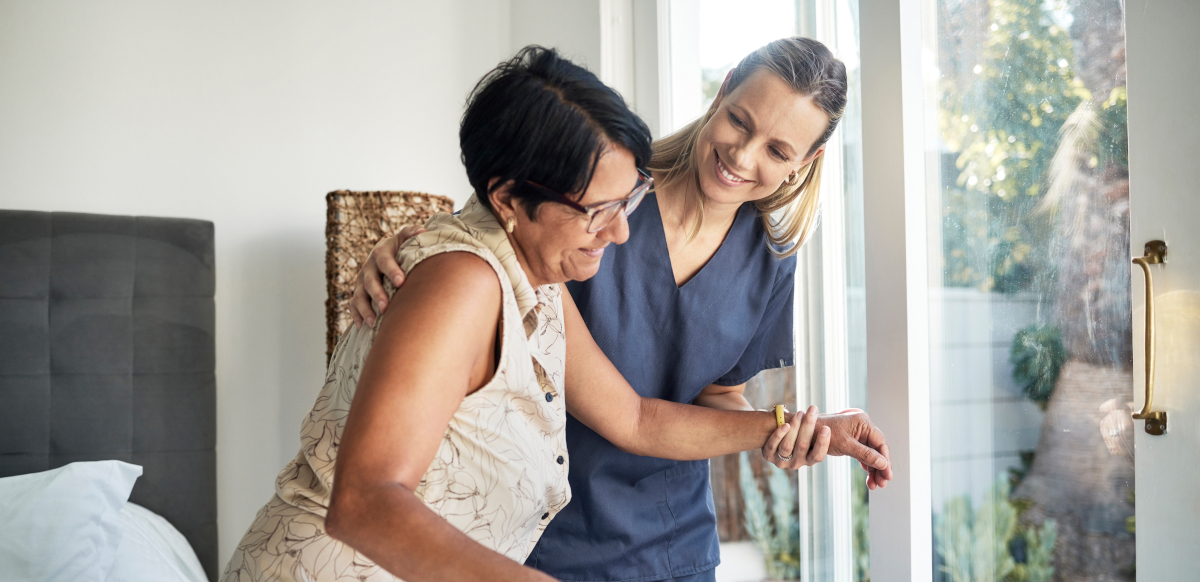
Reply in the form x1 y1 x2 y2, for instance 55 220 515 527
648 37 847 257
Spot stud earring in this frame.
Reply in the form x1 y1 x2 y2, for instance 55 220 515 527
506 218 516 233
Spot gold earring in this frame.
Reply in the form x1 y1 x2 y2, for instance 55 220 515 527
787 172 798 185
505 218 516 233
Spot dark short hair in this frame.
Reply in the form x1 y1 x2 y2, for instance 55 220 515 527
460 45 653 219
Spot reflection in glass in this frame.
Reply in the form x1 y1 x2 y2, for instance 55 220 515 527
926 0 1133 580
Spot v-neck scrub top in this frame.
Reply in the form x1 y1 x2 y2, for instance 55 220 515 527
527 194 797 582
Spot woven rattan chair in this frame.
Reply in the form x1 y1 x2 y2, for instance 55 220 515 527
324 190 455 359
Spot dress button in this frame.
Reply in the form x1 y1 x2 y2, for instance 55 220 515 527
556 456 564 465
545 393 554 402
542 513 550 520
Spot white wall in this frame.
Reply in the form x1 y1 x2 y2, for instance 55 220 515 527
511 0 601 71
0 0 517 565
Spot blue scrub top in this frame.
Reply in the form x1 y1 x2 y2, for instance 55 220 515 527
526 193 797 582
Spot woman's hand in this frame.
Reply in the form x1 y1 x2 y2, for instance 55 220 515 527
761 405 831 469
350 226 425 328
760 407 892 490
819 408 893 490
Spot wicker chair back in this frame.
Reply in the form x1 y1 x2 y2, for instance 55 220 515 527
324 190 455 359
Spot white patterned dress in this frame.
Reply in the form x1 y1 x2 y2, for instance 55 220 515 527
222 196 571 582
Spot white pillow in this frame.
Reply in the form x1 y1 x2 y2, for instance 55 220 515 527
0 461 142 582
105 502 208 582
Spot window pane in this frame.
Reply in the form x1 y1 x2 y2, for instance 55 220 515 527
665 0 798 134
925 1 1133 580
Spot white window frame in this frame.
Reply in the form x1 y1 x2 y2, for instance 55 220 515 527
598 0 673 138
800 1 938 580
859 0 934 580
794 1 858 579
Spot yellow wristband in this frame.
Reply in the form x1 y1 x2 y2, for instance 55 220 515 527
774 405 787 427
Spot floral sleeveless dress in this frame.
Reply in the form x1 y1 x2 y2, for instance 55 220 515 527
222 196 571 582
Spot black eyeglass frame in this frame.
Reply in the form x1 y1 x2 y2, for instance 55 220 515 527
525 168 654 233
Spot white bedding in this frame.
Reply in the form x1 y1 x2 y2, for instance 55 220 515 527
0 461 208 582
106 502 208 582
0 461 140 582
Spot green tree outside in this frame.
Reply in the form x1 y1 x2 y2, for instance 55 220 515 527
940 0 1089 293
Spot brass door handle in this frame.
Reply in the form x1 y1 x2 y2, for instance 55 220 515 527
1132 239 1167 435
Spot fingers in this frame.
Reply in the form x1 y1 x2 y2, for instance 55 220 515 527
868 464 891 490
760 423 792 466
382 229 420 287
877 441 893 481
365 267 390 312
764 406 830 470
365 239 400 293
358 234 415 326
845 439 888 473
860 423 892 480
350 286 373 327
349 267 382 327
835 418 890 490
382 263 406 289
785 405 818 463
350 267 390 328
349 235 402 328
862 441 893 490
805 425 831 465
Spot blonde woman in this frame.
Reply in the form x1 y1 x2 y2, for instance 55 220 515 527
352 38 892 582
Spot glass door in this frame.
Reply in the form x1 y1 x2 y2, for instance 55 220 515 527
857 0 1200 579
922 1 1136 580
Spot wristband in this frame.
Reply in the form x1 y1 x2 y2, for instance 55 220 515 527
774 405 787 427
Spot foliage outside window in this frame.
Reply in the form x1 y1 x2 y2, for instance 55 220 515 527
939 0 1087 293
932 0 1134 579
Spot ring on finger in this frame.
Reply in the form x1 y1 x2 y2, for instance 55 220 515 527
776 451 794 461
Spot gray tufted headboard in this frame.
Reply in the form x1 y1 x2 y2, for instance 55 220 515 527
0 211 218 580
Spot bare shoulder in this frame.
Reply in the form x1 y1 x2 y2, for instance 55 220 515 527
407 250 500 287
387 250 503 324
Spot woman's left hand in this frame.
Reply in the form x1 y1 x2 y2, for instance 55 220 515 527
761 405 831 469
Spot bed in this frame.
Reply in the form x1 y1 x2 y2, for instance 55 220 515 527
0 211 217 581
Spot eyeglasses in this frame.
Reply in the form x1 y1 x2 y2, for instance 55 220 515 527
526 169 653 233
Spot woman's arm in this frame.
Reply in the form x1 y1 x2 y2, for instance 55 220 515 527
562 288 890 480
561 288 831 465
692 384 892 490
693 384 823 470
326 252 554 582
693 383 754 411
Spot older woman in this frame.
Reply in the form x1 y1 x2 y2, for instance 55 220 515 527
222 47 834 582
352 38 893 582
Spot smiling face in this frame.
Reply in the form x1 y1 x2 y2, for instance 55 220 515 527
491 144 640 286
694 68 830 207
